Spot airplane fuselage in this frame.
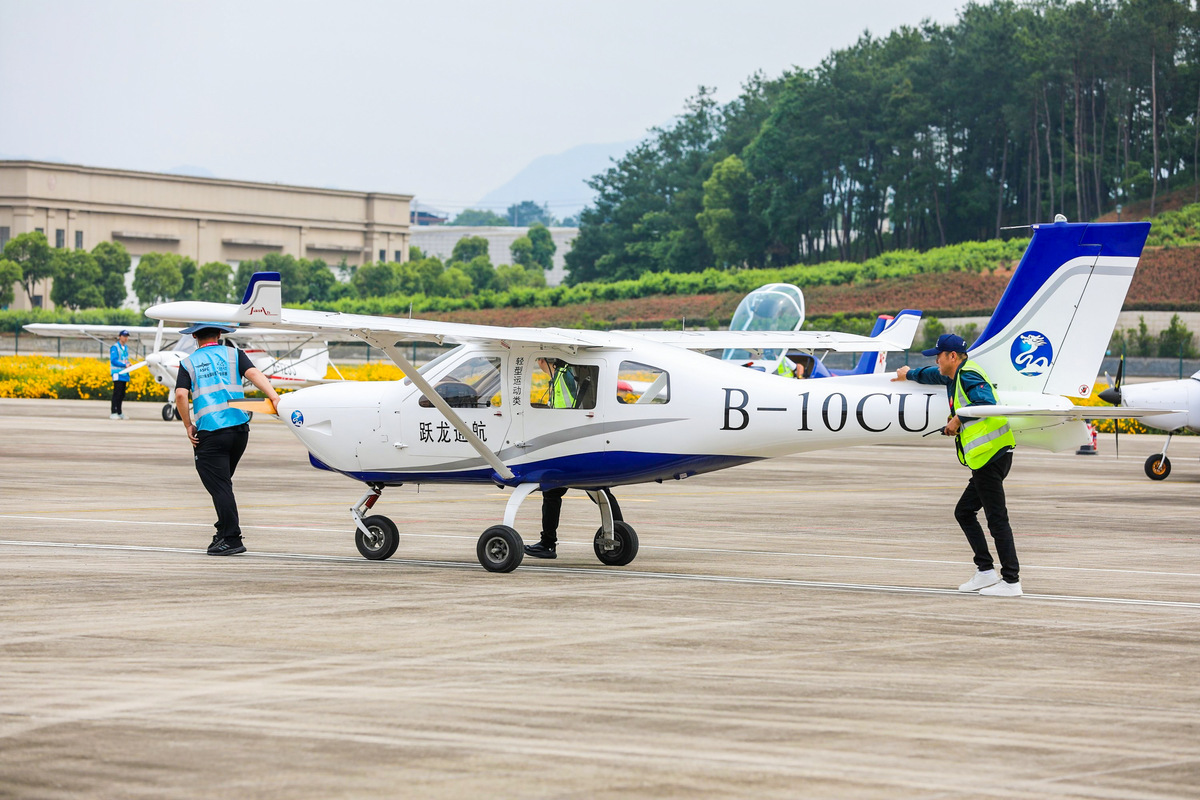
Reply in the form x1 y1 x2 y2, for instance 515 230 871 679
275 338 951 489
1117 374 1200 433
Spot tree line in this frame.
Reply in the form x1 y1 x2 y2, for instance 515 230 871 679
567 0 1200 283
0 225 556 309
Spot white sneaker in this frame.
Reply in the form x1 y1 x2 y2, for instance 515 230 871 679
109 413 120 420
958 569 1001 592
980 580 1023 597
118 413 128 420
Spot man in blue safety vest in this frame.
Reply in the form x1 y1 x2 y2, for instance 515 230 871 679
893 333 1022 597
524 356 579 559
174 322 281 556
109 329 131 419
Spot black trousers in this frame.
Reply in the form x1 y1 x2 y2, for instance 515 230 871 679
111 380 127 414
194 423 250 542
540 487 568 546
954 449 1019 583
539 488 621 546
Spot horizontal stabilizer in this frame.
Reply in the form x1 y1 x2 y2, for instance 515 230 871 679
961 404 1184 420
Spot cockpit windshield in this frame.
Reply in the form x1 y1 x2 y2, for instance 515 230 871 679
723 283 806 362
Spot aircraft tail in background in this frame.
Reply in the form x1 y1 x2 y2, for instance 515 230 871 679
968 220 1150 398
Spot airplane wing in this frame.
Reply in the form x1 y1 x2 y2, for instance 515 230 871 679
962 404 1185 420
147 295 617 351
23 323 183 344
625 309 922 353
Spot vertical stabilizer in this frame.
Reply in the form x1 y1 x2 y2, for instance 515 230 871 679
968 221 1149 398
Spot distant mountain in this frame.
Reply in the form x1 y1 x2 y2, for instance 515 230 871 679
475 140 637 221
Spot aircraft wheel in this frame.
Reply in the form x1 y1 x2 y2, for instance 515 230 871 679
356 514 400 560
593 520 639 567
246 411 254 421
161 402 176 421
1145 454 1172 481
477 525 523 573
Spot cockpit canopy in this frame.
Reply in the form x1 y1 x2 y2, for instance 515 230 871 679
723 283 806 362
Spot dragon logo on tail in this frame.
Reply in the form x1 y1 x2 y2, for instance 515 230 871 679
1010 331 1052 376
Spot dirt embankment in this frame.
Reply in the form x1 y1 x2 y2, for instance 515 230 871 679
426 245 1200 329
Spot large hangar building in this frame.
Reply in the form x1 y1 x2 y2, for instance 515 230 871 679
0 160 413 309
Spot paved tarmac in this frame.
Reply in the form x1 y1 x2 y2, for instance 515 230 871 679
1 398 1198 799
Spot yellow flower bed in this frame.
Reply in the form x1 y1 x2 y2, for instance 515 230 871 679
326 362 405 381
0 356 169 401
0 357 410 400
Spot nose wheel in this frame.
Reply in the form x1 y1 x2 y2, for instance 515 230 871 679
161 402 178 421
1145 454 1172 480
355 514 399 560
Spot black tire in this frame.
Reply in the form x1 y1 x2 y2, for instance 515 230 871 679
161 403 176 421
246 411 254 422
594 520 639 567
356 514 400 560
477 525 523 573
1145 454 1172 481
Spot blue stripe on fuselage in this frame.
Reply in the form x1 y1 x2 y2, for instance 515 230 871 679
306 450 763 489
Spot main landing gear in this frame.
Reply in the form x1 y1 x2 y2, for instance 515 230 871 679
346 483 639 573
474 484 638 573
1144 434 1174 480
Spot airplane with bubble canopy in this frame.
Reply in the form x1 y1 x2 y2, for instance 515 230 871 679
719 281 910 379
144 219 1176 573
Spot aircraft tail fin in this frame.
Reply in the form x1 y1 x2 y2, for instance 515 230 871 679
968 221 1150 398
145 271 283 327
849 310 922 375
234 272 282 323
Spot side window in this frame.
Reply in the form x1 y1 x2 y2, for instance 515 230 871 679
531 357 598 410
419 356 503 408
617 361 670 404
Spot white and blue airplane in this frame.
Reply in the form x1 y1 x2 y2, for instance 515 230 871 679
146 219 1173 572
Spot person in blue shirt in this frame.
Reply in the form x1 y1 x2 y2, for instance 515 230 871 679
174 322 281 556
109 330 131 419
892 333 1022 597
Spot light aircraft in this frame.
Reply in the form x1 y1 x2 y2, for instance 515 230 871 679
24 322 351 420
719 282 908 378
146 219 1175 573
1098 361 1200 479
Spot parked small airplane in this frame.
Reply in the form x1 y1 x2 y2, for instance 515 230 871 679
146 219 1172 573
719 282 905 378
23 322 351 420
1098 360 1200 479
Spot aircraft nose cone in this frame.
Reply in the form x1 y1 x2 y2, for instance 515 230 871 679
1098 387 1122 405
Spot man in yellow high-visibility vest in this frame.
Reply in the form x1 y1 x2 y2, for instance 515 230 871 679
893 334 1022 597
524 357 579 559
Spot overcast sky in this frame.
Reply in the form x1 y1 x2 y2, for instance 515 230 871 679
0 0 966 213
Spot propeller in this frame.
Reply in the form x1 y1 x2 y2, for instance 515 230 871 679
1098 355 1125 457
1098 356 1124 405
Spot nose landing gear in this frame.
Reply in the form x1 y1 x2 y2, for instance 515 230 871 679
351 484 399 560
1144 434 1174 481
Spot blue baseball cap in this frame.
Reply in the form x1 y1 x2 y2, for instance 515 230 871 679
118 329 130 336
179 321 238 335
921 333 968 357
